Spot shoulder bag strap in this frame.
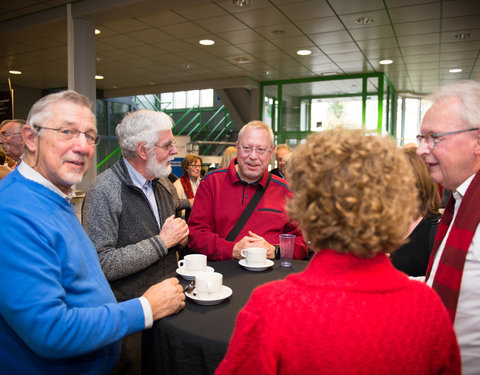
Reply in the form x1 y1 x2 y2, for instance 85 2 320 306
226 173 272 242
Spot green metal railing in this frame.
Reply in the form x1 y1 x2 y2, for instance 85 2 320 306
96 97 232 169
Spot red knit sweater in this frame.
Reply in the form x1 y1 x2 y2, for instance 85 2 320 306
216 249 460 375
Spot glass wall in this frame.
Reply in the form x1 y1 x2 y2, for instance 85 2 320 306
260 73 396 145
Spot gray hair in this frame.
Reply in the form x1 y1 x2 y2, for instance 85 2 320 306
428 80 480 129
26 90 94 135
0 119 26 130
115 109 174 158
237 120 274 146
276 143 291 152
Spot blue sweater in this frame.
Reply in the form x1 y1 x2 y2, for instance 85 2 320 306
0 170 145 374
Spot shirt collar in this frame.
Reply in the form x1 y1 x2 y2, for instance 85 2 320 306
453 174 476 200
17 162 72 202
123 157 150 190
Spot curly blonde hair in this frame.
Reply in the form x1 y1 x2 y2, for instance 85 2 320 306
286 128 418 258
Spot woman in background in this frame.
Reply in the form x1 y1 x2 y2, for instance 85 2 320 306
173 153 202 220
390 147 442 276
218 146 236 169
216 128 459 375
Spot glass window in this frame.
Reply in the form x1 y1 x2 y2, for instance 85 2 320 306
174 91 186 109
200 89 214 107
161 93 173 110
187 90 200 108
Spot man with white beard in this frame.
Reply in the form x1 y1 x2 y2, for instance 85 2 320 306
82 109 190 374
83 109 189 301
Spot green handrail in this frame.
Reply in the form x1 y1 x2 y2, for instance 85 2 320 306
173 105 199 131
97 146 121 168
191 105 225 141
176 112 201 135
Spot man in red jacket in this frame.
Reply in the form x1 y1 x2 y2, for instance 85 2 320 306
187 120 307 261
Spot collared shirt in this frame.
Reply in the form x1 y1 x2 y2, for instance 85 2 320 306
18 161 153 329
427 174 480 375
17 162 72 202
124 157 160 228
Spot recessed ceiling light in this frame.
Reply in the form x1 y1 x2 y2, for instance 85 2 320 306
232 0 252 6
9 70 22 75
322 72 339 76
233 56 253 64
379 59 393 65
95 75 104 80
454 33 471 40
199 39 215 46
297 49 312 56
95 29 101 35
449 68 462 73
355 16 375 25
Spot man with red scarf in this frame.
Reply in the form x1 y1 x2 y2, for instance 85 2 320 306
416 80 480 375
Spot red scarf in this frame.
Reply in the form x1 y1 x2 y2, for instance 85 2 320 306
425 171 480 323
180 174 195 199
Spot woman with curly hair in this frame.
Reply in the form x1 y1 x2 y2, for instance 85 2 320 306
216 128 460 375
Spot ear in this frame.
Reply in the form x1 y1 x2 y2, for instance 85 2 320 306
22 124 38 153
136 142 149 161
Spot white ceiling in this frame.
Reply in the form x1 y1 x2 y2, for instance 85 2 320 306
0 0 479 97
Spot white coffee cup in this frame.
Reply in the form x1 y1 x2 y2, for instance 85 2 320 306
195 272 223 299
178 254 207 273
240 247 267 266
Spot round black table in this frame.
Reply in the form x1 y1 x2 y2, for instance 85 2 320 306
142 259 309 375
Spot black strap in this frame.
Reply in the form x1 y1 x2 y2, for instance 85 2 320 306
226 173 272 242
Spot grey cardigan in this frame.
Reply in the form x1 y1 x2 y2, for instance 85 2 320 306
82 158 188 301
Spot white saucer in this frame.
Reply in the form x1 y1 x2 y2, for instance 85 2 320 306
185 285 233 305
239 259 274 271
176 266 214 280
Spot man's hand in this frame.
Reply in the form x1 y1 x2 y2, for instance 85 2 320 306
143 278 185 321
159 215 189 248
232 231 275 259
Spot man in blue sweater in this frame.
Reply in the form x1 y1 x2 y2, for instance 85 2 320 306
0 91 185 374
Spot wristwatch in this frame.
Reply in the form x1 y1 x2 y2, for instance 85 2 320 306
274 245 280 259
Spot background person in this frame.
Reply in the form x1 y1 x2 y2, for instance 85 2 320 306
173 153 201 220
270 143 291 178
0 145 10 179
218 146 236 169
0 91 185 374
188 121 307 261
216 128 460 375
390 147 441 276
416 80 480 374
0 119 25 168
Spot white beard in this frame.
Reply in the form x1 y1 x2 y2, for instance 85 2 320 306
145 152 172 179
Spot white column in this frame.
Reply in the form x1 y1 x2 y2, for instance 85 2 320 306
67 3 97 193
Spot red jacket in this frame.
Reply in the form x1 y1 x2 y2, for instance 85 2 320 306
216 249 461 375
187 159 307 260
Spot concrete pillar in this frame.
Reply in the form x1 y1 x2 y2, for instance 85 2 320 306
66 4 97 193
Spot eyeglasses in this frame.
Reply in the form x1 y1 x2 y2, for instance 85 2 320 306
416 128 479 149
154 141 176 152
239 145 271 156
0 131 21 140
33 125 100 146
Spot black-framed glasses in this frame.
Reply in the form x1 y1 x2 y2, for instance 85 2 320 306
0 131 21 140
33 125 100 146
239 145 271 156
154 141 176 152
416 128 479 149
